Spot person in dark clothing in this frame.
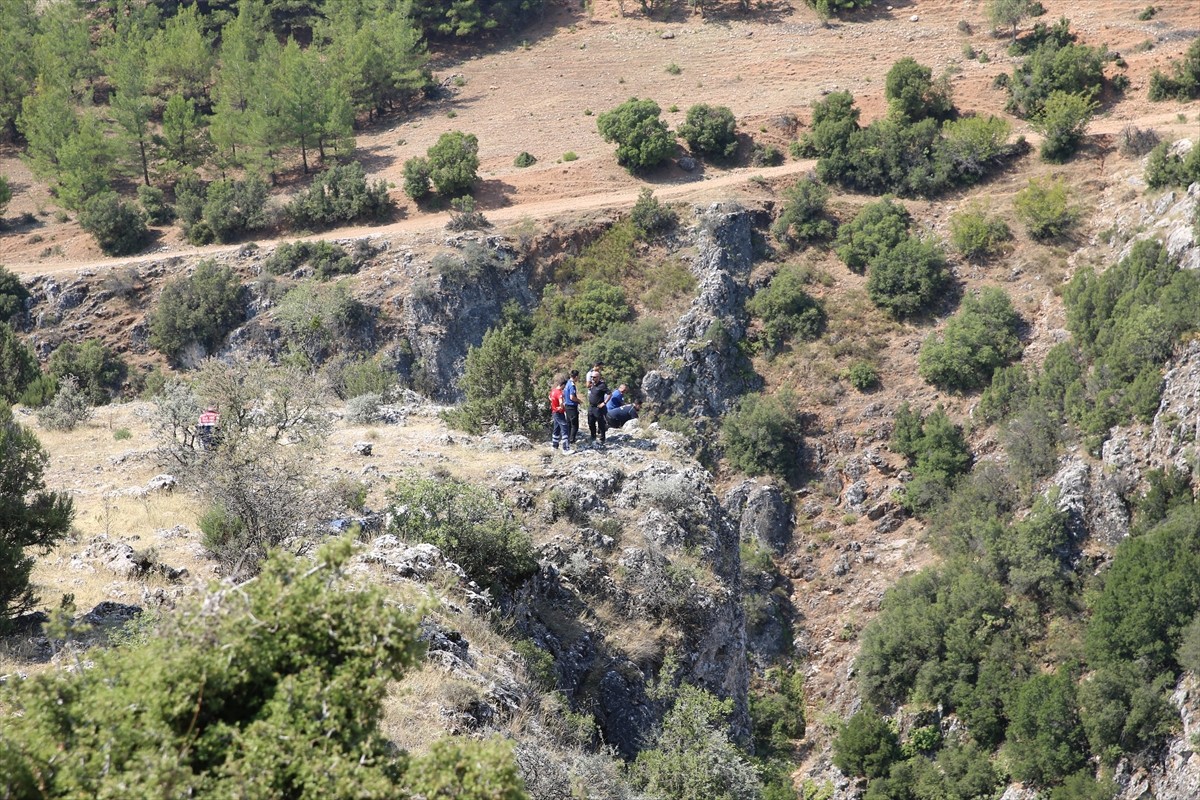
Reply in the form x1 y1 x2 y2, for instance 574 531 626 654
607 402 640 428
564 369 582 446
587 375 609 445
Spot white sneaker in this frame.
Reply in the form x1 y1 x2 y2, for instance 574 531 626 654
562 448 573 455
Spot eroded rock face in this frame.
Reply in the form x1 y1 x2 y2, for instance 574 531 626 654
1115 675 1200 800
1050 457 1131 546
1147 339 1200 472
642 203 760 418
724 479 794 554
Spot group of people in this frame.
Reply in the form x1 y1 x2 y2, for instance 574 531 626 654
548 362 640 454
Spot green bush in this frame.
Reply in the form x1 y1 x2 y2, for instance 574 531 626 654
174 172 206 230
79 192 148 256
402 156 432 200
386 475 536 591
746 262 827 350
1033 90 1098 162
835 197 911 274
0 402 73 625
1147 37 1200 101
806 0 878 15
264 241 358 279
202 176 268 243
150 261 246 362
36 375 92 432
750 667 806 754
47 339 127 405
17 374 57 409
1014 176 1075 240
949 204 1011 260
0 322 38 404
1006 668 1087 785
513 151 537 168
0 175 9 219
678 103 738 160
274 281 367 367
629 188 678 239
597 98 674 172
447 322 541 435
751 143 784 167
284 162 392 229
892 403 972 513
918 288 1023 392
1006 23 1107 119
720 392 804 479
427 131 480 198
978 364 1032 424
865 236 948 319
772 177 834 247
832 709 900 779
568 279 631 331
1143 139 1200 189
0 266 30 324
137 183 174 225
573 319 663 390
844 361 880 391
884 57 953 124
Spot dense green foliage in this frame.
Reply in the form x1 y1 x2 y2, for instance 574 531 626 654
832 709 900 779
0 266 30 323
771 177 834 247
890 404 972 512
0 175 10 218
865 236 949 319
150 261 247 363
918 288 1023 392
597 98 675 172
801 81 1018 198
1014 176 1075 240
78 192 148 256
0 402 73 626
1032 90 1097 162
746 262 827 350
274 281 369 367
1005 19 1107 119
629 189 678 239
948 205 1011 260
284 161 393 229
426 131 481 198
720 393 804 479
448 322 541 436
1147 37 1200 101
1143 139 1200 190
806 0 877 16
835 197 911 274
884 58 953 124
386 475 536 591
47 339 127 405
265 240 364 279
0 540 528 798
678 104 738 161
0 323 38 404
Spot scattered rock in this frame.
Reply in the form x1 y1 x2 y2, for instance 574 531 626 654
660 30 675 39
498 466 530 483
144 474 176 493
353 441 374 456
677 156 697 171
83 601 142 627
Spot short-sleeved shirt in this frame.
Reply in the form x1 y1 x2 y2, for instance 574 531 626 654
606 388 625 412
549 387 565 413
588 381 608 409
564 379 579 407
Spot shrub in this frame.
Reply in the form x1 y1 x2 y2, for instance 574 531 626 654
0 403 73 625
327 355 397 400
978 364 1032 424
1007 26 1107 119
402 156 432 200
47 339 127 404
1116 125 1159 157
174 172 206 230
137 183 174 225
202 176 268 243
835 197 911 274
865 236 949 318
386 475 536 591
264 241 358 279
427 131 480 197
0 175 9 218
562 151 578 162
1014 176 1075 240
447 322 541 435
573 319 664 390
284 162 392 229
1033 90 1098 162
949 204 1011 260
17 374 58 409
446 195 489 231
1147 37 1200 102
150 260 246 362
1143 139 1200 189
596 98 674 172
36 375 92 431
884 57 954 124
79 192 148 256
1006 668 1087 785
892 403 972 513
0 322 38 404
844 361 880 392
832 709 900 779
750 667 806 754
937 114 1014 182
751 143 784 167
918 288 1023 392
274 281 367 367
721 392 804 479
772 177 834 247
629 188 677 239
747 262 827 350
344 393 383 424
0 266 30 323
513 151 537 168
678 103 738 160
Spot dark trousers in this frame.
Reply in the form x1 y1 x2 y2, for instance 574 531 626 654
551 412 567 448
588 406 608 442
565 406 580 444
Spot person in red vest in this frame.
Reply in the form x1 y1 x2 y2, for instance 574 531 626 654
198 406 220 449
548 376 570 454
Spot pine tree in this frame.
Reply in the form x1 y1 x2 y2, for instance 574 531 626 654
0 0 37 142
109 43 155 186
154 94 211 182
17 78 78 181
275 39 326 173
55 115 117 211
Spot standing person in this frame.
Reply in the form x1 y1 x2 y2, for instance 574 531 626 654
587 373 609 446
586 361 603 388
564 369 582 447
548 376 570 453
197 406 220 449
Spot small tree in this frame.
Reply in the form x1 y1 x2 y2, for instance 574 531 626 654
949 204 1011 260
0 402 73 627
721 392 804 479
47 339 127 404
0 175 10 218
1014 176 1075 240
597 97 675 172
150 260 246 363
0 266 31 323
285 161 393 229
988 0 1033 42
832 708 901 779
866 236 949 318
402 156 432 200
36 375 92 432
747 262 827 350
835 196 911 274
918 287 1024 391
884 57 953 123
427 131 480 198
79 192 148 256
772 176 835 247
677 103 738 160
1033 90 1098 162
202 176 268 243
0 322 38 404
630 188 678 238
447 322 541 435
